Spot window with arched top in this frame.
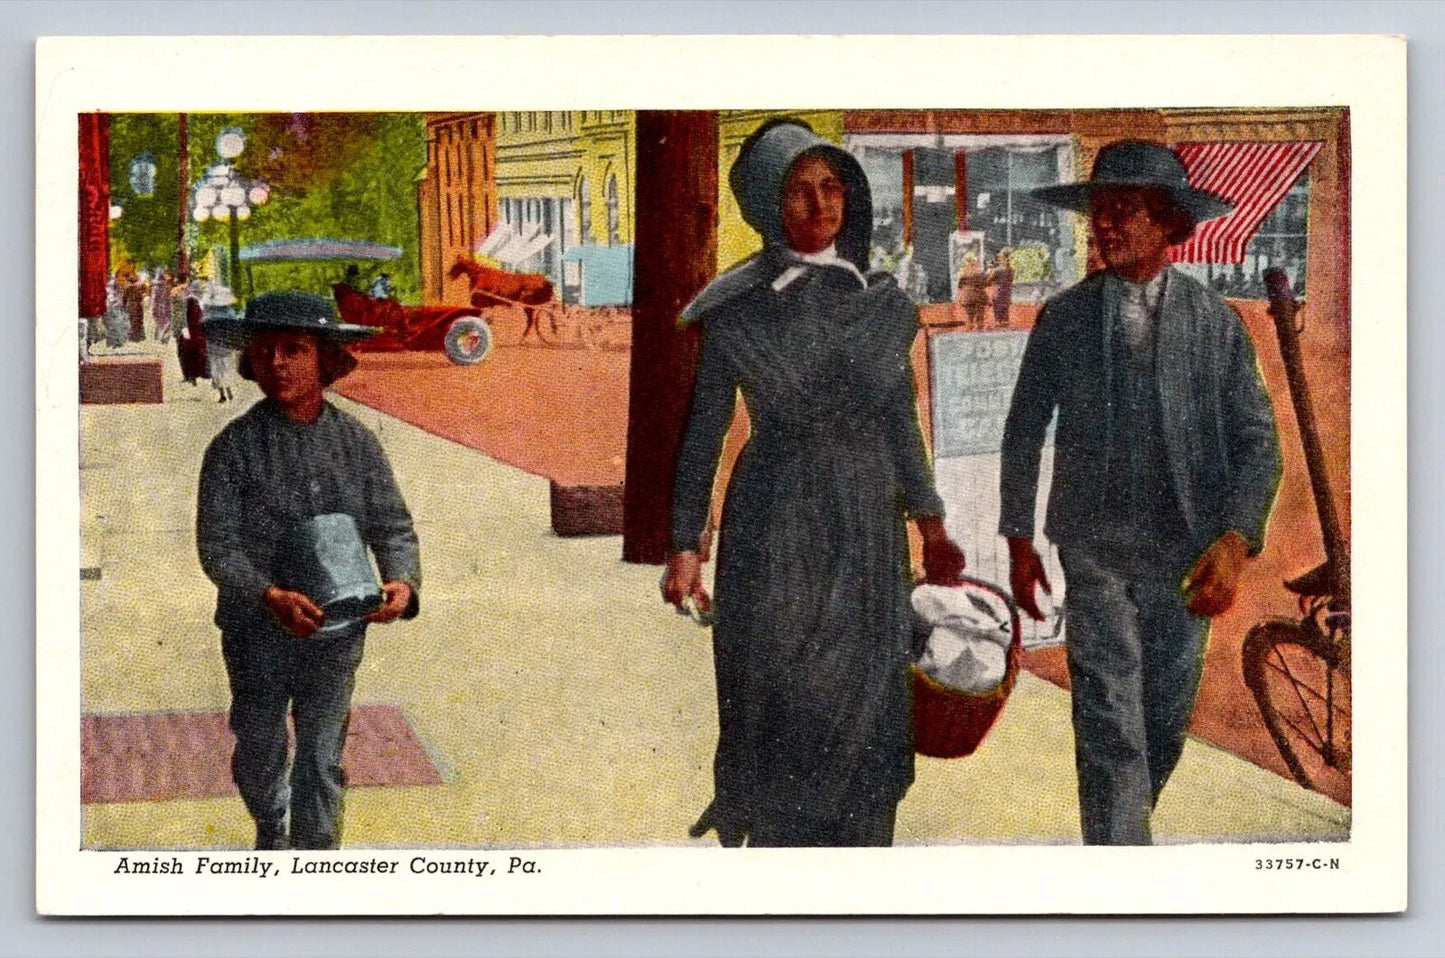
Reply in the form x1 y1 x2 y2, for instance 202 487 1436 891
577 175 592 243
606 173 620 246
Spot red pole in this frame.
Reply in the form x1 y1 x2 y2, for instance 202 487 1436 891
1336 109 1351 363
77 112 110 319
621 110 719 564
954 150 968 232
901 149 915 248
177 112 189 276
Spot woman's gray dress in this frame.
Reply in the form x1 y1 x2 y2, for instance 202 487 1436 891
672 246 944 832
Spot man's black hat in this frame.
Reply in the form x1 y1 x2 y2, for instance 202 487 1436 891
1029 140 1234 225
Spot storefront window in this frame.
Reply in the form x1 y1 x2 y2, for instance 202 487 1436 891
847 135 1076 306
964 146 1073 300
606 174 619 246
855 145 906 271
577 175 591 242
1174 174 1310 299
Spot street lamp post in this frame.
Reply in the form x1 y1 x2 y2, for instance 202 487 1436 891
189 127 269 298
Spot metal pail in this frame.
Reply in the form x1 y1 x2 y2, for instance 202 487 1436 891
277 513 384 631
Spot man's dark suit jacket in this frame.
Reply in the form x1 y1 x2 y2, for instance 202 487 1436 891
999 268 1283 562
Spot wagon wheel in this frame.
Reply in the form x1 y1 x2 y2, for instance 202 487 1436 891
1241 619 1351 794
480 304 527 348
443 316 494 365
534 304 583 348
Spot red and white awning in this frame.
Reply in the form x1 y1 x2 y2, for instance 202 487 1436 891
1168 141 1322 264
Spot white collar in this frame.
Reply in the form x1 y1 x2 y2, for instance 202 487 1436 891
772 244 867 291
794 244 841 265
1119 268 1168 299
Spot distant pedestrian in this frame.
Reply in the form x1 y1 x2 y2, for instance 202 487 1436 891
368 272 394 300
988 250 1014 328
954 253 988 329
152 268 173 343
102 277 129 349
201 284 240 403
121 269 148 342
176 278 209 386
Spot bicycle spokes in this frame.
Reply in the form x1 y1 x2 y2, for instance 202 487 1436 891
1242 620 1352 798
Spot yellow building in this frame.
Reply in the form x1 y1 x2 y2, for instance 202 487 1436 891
493 110 636 301
716 110 844 272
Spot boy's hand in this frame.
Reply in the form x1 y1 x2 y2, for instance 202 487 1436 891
364 581 414 624
264 586 324 638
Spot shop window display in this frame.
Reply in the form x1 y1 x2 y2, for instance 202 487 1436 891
848 136 1077 306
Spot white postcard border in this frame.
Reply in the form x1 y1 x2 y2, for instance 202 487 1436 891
36 34 1407 916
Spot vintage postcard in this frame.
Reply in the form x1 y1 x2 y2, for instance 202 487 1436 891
37 35 1406 915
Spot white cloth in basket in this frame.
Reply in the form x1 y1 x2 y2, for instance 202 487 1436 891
911 584 1012 694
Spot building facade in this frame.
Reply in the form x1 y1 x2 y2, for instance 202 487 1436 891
489 110 636 305
417 113 499 305
841 108 1346 322
419 108 1345 328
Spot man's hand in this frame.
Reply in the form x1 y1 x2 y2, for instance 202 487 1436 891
1007 536 1052 621
662 551 712 616
1183 531 1250 617
263 586 324 638
917 516 966 586
364 581 414 625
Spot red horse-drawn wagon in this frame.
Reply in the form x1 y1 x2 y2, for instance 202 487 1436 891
241 239 495 365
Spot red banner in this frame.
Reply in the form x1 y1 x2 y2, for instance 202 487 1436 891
78 112 110 318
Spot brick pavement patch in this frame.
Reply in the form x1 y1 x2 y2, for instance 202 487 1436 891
81 704 443 804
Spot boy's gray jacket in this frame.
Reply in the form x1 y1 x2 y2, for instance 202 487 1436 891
998 268 1283 556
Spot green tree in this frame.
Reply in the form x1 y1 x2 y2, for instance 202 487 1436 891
108 113 182 271
109 113 427 300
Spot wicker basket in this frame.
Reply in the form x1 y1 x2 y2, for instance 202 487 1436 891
911 576 1023 759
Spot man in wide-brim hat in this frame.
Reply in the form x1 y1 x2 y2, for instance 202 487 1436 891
998 140 1283 845
196 290 420 850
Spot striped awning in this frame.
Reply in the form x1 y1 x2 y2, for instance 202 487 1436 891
1168 141 1322 264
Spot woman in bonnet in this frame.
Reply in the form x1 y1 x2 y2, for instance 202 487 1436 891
663 119 966 847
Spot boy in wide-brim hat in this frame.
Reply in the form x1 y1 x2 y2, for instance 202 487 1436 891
196 291 419 850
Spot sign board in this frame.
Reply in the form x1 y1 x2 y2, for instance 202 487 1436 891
928 329 1049 458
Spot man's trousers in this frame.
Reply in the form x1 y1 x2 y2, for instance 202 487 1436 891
220 622 366 850
1059 548 1209 846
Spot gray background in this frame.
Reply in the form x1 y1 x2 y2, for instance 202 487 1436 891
13 1 1434 954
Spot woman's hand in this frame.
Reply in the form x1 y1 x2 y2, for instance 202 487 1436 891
663 551 712 616
917 516 966 586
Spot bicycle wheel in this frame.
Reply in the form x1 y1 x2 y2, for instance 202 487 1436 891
1241 619 1351 794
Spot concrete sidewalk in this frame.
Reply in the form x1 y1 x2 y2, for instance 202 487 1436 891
78 343 1349 849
